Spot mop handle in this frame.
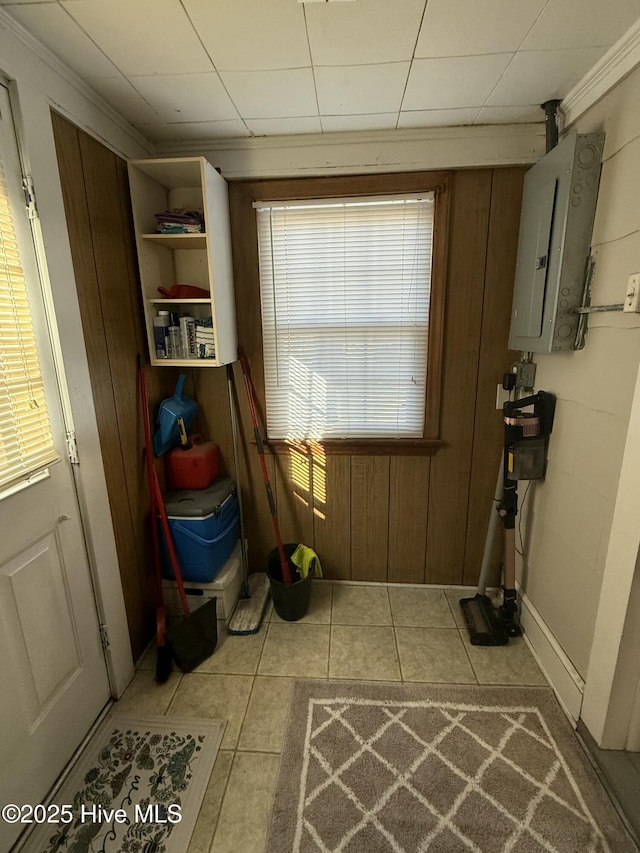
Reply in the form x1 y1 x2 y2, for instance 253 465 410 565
239 353 293 585
227 364 250 597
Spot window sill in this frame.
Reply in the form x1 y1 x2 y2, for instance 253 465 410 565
261 438 445 457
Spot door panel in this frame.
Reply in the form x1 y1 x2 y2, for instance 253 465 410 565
0 84 110 851
3 534 81 709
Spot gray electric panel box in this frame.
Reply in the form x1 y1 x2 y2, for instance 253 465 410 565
508 132 604 352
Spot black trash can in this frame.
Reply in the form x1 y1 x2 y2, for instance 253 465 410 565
267 543 312 622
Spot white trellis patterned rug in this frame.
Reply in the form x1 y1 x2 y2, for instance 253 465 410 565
266 681 637 853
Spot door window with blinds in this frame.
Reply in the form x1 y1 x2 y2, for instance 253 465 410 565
256 194 435 440
0 140 58 492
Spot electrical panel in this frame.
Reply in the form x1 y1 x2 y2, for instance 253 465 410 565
508 132 604 353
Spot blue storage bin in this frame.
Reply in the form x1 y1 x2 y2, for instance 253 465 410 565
161 478 239 583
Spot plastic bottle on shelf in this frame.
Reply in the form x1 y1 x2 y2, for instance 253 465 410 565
167 312 182 359
152 311 170 358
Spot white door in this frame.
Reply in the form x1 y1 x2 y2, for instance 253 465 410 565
0 84 111 851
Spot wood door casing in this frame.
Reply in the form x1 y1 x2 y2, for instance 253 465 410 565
51 111 173 660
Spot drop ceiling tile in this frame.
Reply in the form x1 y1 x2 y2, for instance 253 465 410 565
246 117 322 136
87 76 161 124
475 105 544 124
315 63 410 115
321 113 398 132
6 3 119 78
398 108 480 128
60 0 213 76
521 0 640 51
415 0 547 57
184 0 310 71
403 54 513 111
220 68 317 119
305 0 425 66
486 47 608 106
129 73 239 123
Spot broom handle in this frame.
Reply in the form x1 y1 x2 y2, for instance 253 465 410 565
139 360 166 640
153 467 190 616
239 353 293 585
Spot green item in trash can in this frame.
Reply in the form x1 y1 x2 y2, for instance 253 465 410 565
268 544 312 621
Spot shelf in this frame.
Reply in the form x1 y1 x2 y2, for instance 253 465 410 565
149 298 211 305
151 358 216 366
128 156 237 367
142 232 206 250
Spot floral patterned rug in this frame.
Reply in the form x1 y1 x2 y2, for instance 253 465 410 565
22 714 225 853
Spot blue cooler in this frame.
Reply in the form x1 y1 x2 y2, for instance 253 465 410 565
162 478 239 582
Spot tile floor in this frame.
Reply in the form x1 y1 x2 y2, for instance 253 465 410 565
123 582 548 853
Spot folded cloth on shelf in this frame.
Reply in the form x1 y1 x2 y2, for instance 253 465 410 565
155 208 205 233
290 544 322 579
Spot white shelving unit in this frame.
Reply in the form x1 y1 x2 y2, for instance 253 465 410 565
128 156 237 367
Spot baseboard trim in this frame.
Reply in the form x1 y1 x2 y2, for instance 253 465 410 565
517 586 585 722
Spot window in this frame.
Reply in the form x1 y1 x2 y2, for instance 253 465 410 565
0 142 57 491
256 193 435 441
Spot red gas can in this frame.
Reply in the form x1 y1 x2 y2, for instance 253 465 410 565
165 435 219 490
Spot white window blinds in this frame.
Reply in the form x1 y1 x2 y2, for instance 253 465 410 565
0 154 57 491
256 194 434 440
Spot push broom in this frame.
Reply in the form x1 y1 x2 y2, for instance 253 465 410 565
226 360 272 635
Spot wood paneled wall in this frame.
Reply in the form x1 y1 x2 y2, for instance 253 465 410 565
51 112 174 660
197 167 525 586
48 140 525 658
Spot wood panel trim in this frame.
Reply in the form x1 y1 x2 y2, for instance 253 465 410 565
350 456 390 582
463 167 526 586
388 456 430 584
425 170 493 585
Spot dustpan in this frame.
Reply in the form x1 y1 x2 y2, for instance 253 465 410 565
153 374 198 456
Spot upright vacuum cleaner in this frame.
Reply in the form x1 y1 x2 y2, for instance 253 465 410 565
460 390 556 645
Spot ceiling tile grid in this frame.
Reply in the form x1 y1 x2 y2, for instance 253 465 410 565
2 0 639 142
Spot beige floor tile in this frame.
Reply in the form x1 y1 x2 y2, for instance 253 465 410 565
114 669 182 716
258 623 330 678
187 751 234 853
329 625 401 681
271 581 332 624
167 673 253 749
331 584 392 625
135 641 156 671
389 587 456 628
211 752 280 853
193 621 266 675
444 588 478 628
460 630 548 685
396 627 476 683
239 676 293 753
